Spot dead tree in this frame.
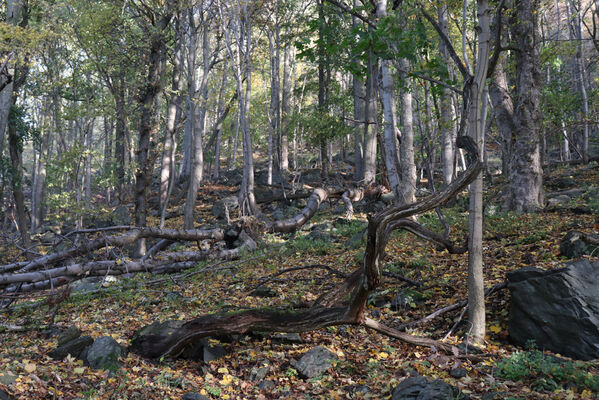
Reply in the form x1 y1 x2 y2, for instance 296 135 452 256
129 135 481 359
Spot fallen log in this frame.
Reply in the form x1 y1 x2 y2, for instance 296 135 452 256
129 136 481 358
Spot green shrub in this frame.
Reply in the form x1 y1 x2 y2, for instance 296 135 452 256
495 343 599 393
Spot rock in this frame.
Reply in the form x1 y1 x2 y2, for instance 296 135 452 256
49 336 93 360
84 336 126 371
547 194 571 206
344 231 365 249
258 380 275 390
560 230 599 258
71 277 102 293
251 286 277 298
306 230 331 242
132 320 184 340
450 368 468 379
181 393 209 400
550 176 576 190
249 360 271 382
507 259 599 360
294 346 337 379
391 376 462 400
344 384 371 396
0 371 16 387
0 389 12 400
212 196 239 219
203 341 227 362
272 209 285 221
112 205 131 226
583 186 599 202
58 326 82 346
271 333 303 344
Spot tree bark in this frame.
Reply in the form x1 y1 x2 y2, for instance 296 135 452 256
504 0 543 212
134 8 173 257
397 58 416 205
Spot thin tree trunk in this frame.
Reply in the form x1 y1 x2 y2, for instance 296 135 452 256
466 0 491 345
281 44 291 171
438 2 456 186
398 58 416 205
362 48 377 185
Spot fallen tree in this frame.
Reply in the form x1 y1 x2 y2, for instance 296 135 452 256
128 135 481 359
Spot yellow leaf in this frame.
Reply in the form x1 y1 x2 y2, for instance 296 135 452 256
219 374 233 386
24 363 36 373
73 367 85 374
217 367 229 374
376 352 389 360
222 395 230 400
489 325 501 333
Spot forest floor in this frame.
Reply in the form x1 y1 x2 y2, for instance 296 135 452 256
1 162 598 400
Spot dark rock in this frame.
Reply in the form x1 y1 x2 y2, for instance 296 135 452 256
49 336 93 360
560 230 599 258
449 368 468 379
550 176 576 190
505 267 545 283
112 205 131 226
271 332 303 344
344 384 371 396
58 326 82 346
481 392 508 400
84 336 126 371
212 196 239 219
203 341 227 362
0 389 12 400
251 286 277 298
391 376 462 400
508 259 599 360
295 346 337 379
181 393 209 400
344 231 365 249
0 371 16 387
306 230 331 242
249 360 271 382
258 380 275 390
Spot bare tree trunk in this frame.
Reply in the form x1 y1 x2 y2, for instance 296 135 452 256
504 0 543 212
281 44 291 171
466 0 491 345
84 118 94 206
362 49 377 185
489 50 514 177
103 115 113 203
377 0 402 201
185 14 211 229
398 58 416 205
134 8 172 257
438 2 456 186
160 13 183 211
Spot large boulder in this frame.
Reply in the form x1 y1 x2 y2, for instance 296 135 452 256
391 376 463 400
507 260 599 360
294 346 337 379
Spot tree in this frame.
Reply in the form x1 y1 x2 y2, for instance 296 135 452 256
132 1 174 256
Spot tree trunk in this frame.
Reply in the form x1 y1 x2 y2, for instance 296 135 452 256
466 0 491 345
438 2 456 186
362 49 377 185
134 10 172 257
160 13 183 211
281 44 291 171
377 1 401 201
504 0 543 212
398 58 416 205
